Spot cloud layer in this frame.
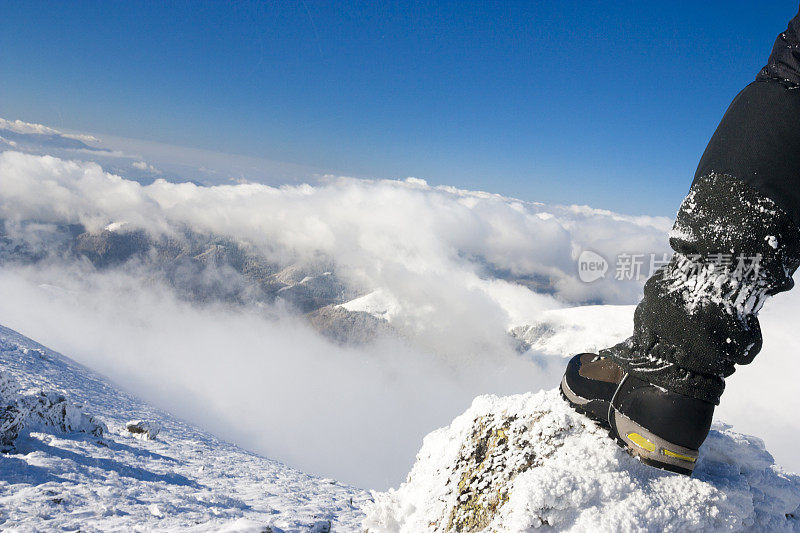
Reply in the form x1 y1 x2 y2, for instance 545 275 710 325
0 150 671 307
0 149 675 487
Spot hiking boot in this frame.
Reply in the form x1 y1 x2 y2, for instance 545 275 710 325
561 353 715 476
560 353 622 426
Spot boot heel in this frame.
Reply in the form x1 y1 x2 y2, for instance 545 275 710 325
610 407 698 476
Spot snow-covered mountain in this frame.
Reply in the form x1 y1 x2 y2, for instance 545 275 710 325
0 324 368 531
3 319 799 532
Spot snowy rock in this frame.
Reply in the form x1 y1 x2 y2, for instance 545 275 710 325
307 304 394 345
125 419 161 440
0 371 106 449
311 520 332 532
363 389 800 532
149 503 165 518
0 370 20 402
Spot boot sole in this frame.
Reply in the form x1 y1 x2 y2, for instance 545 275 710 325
559 375 611 428
609 407 698 476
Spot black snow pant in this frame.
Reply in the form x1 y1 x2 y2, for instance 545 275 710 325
601 8 800 405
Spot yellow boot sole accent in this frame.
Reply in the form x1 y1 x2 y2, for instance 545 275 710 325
663 448 697 463
626 432 655 452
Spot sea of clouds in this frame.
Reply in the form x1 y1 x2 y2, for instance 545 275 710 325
0 120 688 488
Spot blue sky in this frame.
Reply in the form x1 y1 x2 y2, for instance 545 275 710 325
1 1 798 215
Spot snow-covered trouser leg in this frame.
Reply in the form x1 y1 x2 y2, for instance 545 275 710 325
601 11 800 406
601 174 800 404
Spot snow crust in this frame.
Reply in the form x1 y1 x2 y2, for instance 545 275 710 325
364 390 800 532
0 325 368 531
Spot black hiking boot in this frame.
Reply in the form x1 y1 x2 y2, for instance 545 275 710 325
561 353 715 476
560 353 622 426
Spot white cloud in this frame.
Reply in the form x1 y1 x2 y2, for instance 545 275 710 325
0 117 99 143
1 137 796 492
0 117 62 136
0 150 671 307
132 160 161 173
0 150 676 487
61 133 101 143
0 135 18 147
0 149 676 382
0 264 558 489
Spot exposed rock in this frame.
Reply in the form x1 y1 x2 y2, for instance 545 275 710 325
125 420 161 440
0 371 106 449
364 389 800 532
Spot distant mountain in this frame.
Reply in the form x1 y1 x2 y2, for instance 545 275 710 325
0 218 360 315
307 305 395 345
0 129 104 152
2 217 599 348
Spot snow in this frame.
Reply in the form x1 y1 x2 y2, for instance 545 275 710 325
341 289 403 322
767 235 779 249
664 253 772 320
0 324 369 531
104 221 128 232
363 390 800 532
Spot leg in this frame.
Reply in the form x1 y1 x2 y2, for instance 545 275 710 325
608 6 800 405
562 8 800 474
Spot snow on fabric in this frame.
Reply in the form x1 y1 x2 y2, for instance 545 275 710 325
363 390 800 532
0 324 368 531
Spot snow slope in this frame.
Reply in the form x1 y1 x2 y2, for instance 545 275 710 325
3 306 800 532
363 390 800 532
0 324 369 532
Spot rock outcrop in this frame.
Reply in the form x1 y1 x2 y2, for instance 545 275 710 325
364 390 800 532
125 419 161 440
0 370 106 449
